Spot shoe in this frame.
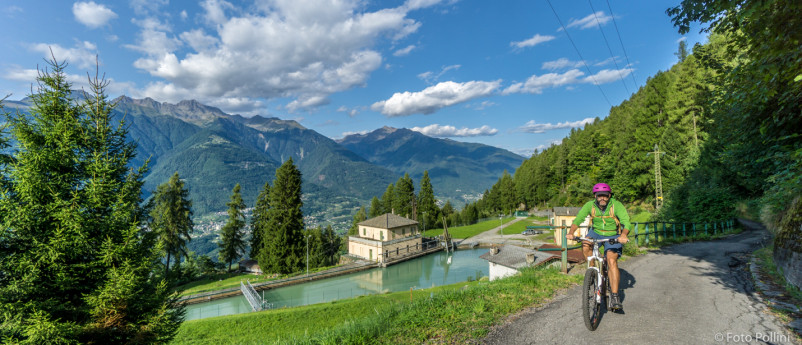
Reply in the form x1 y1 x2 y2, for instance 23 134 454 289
610 293 622 310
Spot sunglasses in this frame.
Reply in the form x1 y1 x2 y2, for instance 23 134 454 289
595 193 611 198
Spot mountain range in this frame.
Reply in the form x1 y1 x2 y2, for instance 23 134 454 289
2 95 524 230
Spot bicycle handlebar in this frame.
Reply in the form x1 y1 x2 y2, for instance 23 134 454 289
573 237 618 245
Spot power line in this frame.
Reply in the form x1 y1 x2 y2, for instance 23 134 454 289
544 0 613 107
589 0 630 95
605 0 640 89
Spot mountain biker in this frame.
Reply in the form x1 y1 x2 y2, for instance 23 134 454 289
566 183 631 310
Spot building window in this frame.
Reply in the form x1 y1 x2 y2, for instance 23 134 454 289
363 227 366 236
380 231 384 240
403 227 406 236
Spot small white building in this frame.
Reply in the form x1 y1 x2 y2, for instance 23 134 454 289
479 245 558 281
348 213 422 264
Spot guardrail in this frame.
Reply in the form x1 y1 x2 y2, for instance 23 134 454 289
533 219 738 273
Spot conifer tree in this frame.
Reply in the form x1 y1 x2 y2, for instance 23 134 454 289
219 183 247 272
348 206 367 236
417 170 437 230
393 173 415 218
0 57 181 343
259 158 304 274
381 183 395 214
250 181 271 259
150 171 194 278
369 196 382 218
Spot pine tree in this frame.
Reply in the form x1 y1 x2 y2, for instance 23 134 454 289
0 58 181 343
348 206 367 236
219 183 247 272
393 173 415 218
417 170 437 231
381 183 395 214
259 158 304 274
322 225 341 266
250 181 271 259
150 171 194 278
368 196 382 218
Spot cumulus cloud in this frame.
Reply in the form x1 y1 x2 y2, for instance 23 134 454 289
510 34 555 48
514 139 563 156
394 45 416 56
503 69 584 94
73 1 117 28
504 67 632 94
519 118 594 134
126 0 440 113
582 68 633 85
337 106 359 117
566 11 612 30
29 41 98 69
411 124 498 137
371 80 501 117
542 58 583 70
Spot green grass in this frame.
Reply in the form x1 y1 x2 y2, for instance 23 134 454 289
499 217 546 235
630 211 653 223
176 265 340 296
753 246 802 302
170 266 582 345
423 217 517 238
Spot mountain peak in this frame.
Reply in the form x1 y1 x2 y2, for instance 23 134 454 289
112 96 227 125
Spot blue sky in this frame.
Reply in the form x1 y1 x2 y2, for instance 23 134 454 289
0 0 704 156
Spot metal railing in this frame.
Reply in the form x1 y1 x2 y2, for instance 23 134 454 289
240 279 267 312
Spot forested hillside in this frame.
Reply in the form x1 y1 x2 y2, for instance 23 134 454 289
475 0 801 232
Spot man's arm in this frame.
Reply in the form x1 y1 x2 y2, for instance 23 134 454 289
567 201 592 239
615 199 631 244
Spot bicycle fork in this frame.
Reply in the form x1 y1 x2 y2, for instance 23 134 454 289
587 257 604 304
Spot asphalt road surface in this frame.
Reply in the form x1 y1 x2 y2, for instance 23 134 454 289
483 221 800 345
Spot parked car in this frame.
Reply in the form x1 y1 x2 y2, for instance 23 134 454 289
522 229 543 235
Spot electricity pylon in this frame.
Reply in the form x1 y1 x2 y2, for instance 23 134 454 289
646 144 665 210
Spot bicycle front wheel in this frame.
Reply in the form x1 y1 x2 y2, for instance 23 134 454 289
582 269 602 331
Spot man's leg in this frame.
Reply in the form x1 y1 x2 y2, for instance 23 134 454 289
607 250 622 309
583 242 593 267
607 250 619 293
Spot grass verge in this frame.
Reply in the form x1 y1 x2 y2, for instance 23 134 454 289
423 217 517 238
170 266 581 345
176 265 340 296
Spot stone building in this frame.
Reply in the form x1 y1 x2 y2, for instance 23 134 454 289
348 213 422 264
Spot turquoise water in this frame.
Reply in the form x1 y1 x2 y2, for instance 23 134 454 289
184 248 489 321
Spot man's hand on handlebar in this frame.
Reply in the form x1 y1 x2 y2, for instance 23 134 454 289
618 233 629 244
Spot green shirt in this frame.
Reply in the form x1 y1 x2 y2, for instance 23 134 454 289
571 198 632 236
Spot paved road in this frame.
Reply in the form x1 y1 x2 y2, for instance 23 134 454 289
457 217 548 246
483 221 800 345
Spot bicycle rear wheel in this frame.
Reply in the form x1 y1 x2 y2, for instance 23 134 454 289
582 269 602 331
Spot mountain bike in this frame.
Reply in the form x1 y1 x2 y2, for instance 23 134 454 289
576 236 619 331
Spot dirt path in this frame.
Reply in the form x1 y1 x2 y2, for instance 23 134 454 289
483 223 799 345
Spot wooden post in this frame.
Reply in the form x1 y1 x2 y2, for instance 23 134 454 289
561 228 567 273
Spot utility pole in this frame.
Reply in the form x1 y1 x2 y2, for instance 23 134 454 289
646 144 666 210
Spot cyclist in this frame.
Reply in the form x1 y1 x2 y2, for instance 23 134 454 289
566 183 631 310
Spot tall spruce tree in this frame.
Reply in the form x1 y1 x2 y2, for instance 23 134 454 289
417 170 437 231
381 183 395 214
348 206 367 236
219 183 247 272
0 58 181 343
150 171 194 278
258 158 304 274
250 181 271 259
368 196 382 218
393 173 415 218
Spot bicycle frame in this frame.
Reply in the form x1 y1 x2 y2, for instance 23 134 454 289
578 237 616 304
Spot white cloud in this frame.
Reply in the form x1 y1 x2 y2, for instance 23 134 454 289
341 130 370 138
542 58 582 70
519 118 594 134
180 10 188 20
677 36 687 43
582 68 633 85
73 1 117 28
417 64 460 84
566 11 611 30
29 41 98 69
411 124 498 137
371 80 501 117
503 69 584 94
337 106 359 117
128 0 425 113
510 34 555 48
514 139 563 156
394 45 416 56
504 67 632 94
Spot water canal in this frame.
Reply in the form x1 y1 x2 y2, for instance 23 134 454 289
184 248 489 321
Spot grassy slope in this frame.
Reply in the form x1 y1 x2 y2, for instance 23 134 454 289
171 266 582 344
423 216 517 238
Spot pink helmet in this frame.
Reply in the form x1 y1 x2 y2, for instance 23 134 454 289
592 183 612 194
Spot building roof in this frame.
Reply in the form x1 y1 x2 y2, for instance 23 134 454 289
479 245 558 269
358 213 418 229
551 207 582 216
